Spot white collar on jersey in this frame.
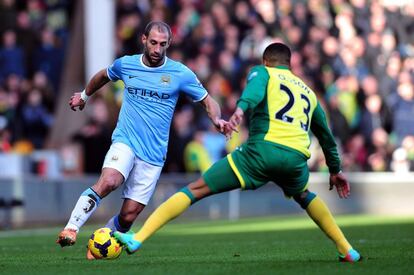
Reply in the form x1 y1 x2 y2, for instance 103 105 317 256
139 54 168 69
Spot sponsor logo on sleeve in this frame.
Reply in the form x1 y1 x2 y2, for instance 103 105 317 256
247 71 258 82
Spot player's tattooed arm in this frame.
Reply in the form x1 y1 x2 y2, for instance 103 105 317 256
69 69 110 111
199 95 233 138
85 69 111 97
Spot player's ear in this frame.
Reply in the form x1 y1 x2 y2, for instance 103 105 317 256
141 34 147 45
167 37 172 48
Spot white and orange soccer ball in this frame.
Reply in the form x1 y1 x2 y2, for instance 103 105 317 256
87 228 123 259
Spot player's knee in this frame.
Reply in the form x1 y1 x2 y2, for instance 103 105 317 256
99 176 122 193
116 202 145 230
119 210 139 224
187 178 212 201
180 186 198 204
293 190 316 209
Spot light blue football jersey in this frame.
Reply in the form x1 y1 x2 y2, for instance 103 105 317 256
107 54 208 166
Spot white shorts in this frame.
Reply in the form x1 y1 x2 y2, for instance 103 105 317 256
102 142 163 205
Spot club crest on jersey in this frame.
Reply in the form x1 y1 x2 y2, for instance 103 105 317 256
160 75 171 86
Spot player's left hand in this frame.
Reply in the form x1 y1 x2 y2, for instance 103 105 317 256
329 172 350 199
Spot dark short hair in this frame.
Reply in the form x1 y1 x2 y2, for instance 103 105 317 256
144 21 172 40
263 43 291 65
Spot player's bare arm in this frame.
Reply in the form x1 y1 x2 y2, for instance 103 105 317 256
329 171 350 199
199 95 233 138
69 69 110 111
229 107 244 130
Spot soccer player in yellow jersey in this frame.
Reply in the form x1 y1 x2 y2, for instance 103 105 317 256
115 43 361 262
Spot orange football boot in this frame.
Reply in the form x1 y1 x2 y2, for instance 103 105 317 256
56 228 77 247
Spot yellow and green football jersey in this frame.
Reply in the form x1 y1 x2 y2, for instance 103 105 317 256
237 65 340 174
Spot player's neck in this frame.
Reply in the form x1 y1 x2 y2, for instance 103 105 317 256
275 65 290 70
264 61 290 69
142 55 166 68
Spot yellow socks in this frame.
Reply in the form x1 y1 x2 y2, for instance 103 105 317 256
134 192 191 243
306 196 352 255
132 190 352 255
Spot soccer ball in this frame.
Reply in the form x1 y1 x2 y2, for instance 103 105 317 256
87 228 123 259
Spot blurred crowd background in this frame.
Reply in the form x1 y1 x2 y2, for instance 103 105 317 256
0 0 413 175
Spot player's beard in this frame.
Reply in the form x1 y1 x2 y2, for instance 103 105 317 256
143 47 164 67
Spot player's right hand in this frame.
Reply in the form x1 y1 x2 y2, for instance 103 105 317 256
329 172 350 199
213 119 233 140
229 107 244 131
69 92 86 111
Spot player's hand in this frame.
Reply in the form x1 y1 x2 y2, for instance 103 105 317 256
329 172 350 199
213 119 233 139
229 107 244 131
69 92 86 111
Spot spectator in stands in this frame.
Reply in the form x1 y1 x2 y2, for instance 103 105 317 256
367 151 388 172
184 130 212 173
401 135 414 170
201 121 226 164
360 75 379 97
343 134 368 171
18 88 53 148
359 94 392 146
32 71 54 112
0 85 13 129
116 12 142 56
0 30 25 81
15 11 37 75
239 22 272 62
365 31 382 76
0 0 17 34
217 49 241 89
3 74 22 142
366 128 392 171
72 97 111 174
326 92 351 146
350 0 371 35
378 53 401 97
326 75 360 130
0 115 11 152
390 147 410 173
27 0 46 31
387 81 414 145
33 28 64 90
334 47 369 81
291 2 310 37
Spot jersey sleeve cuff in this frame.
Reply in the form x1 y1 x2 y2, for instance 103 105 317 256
193 92 208 102
106 67 116 81
237 101 249 112
328 166 341 174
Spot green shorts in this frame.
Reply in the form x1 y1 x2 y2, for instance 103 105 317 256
203 141 309 197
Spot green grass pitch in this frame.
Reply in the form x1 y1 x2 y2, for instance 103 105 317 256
0 215 413 275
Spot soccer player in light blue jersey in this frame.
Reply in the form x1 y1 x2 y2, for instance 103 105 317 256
56 21 231 259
